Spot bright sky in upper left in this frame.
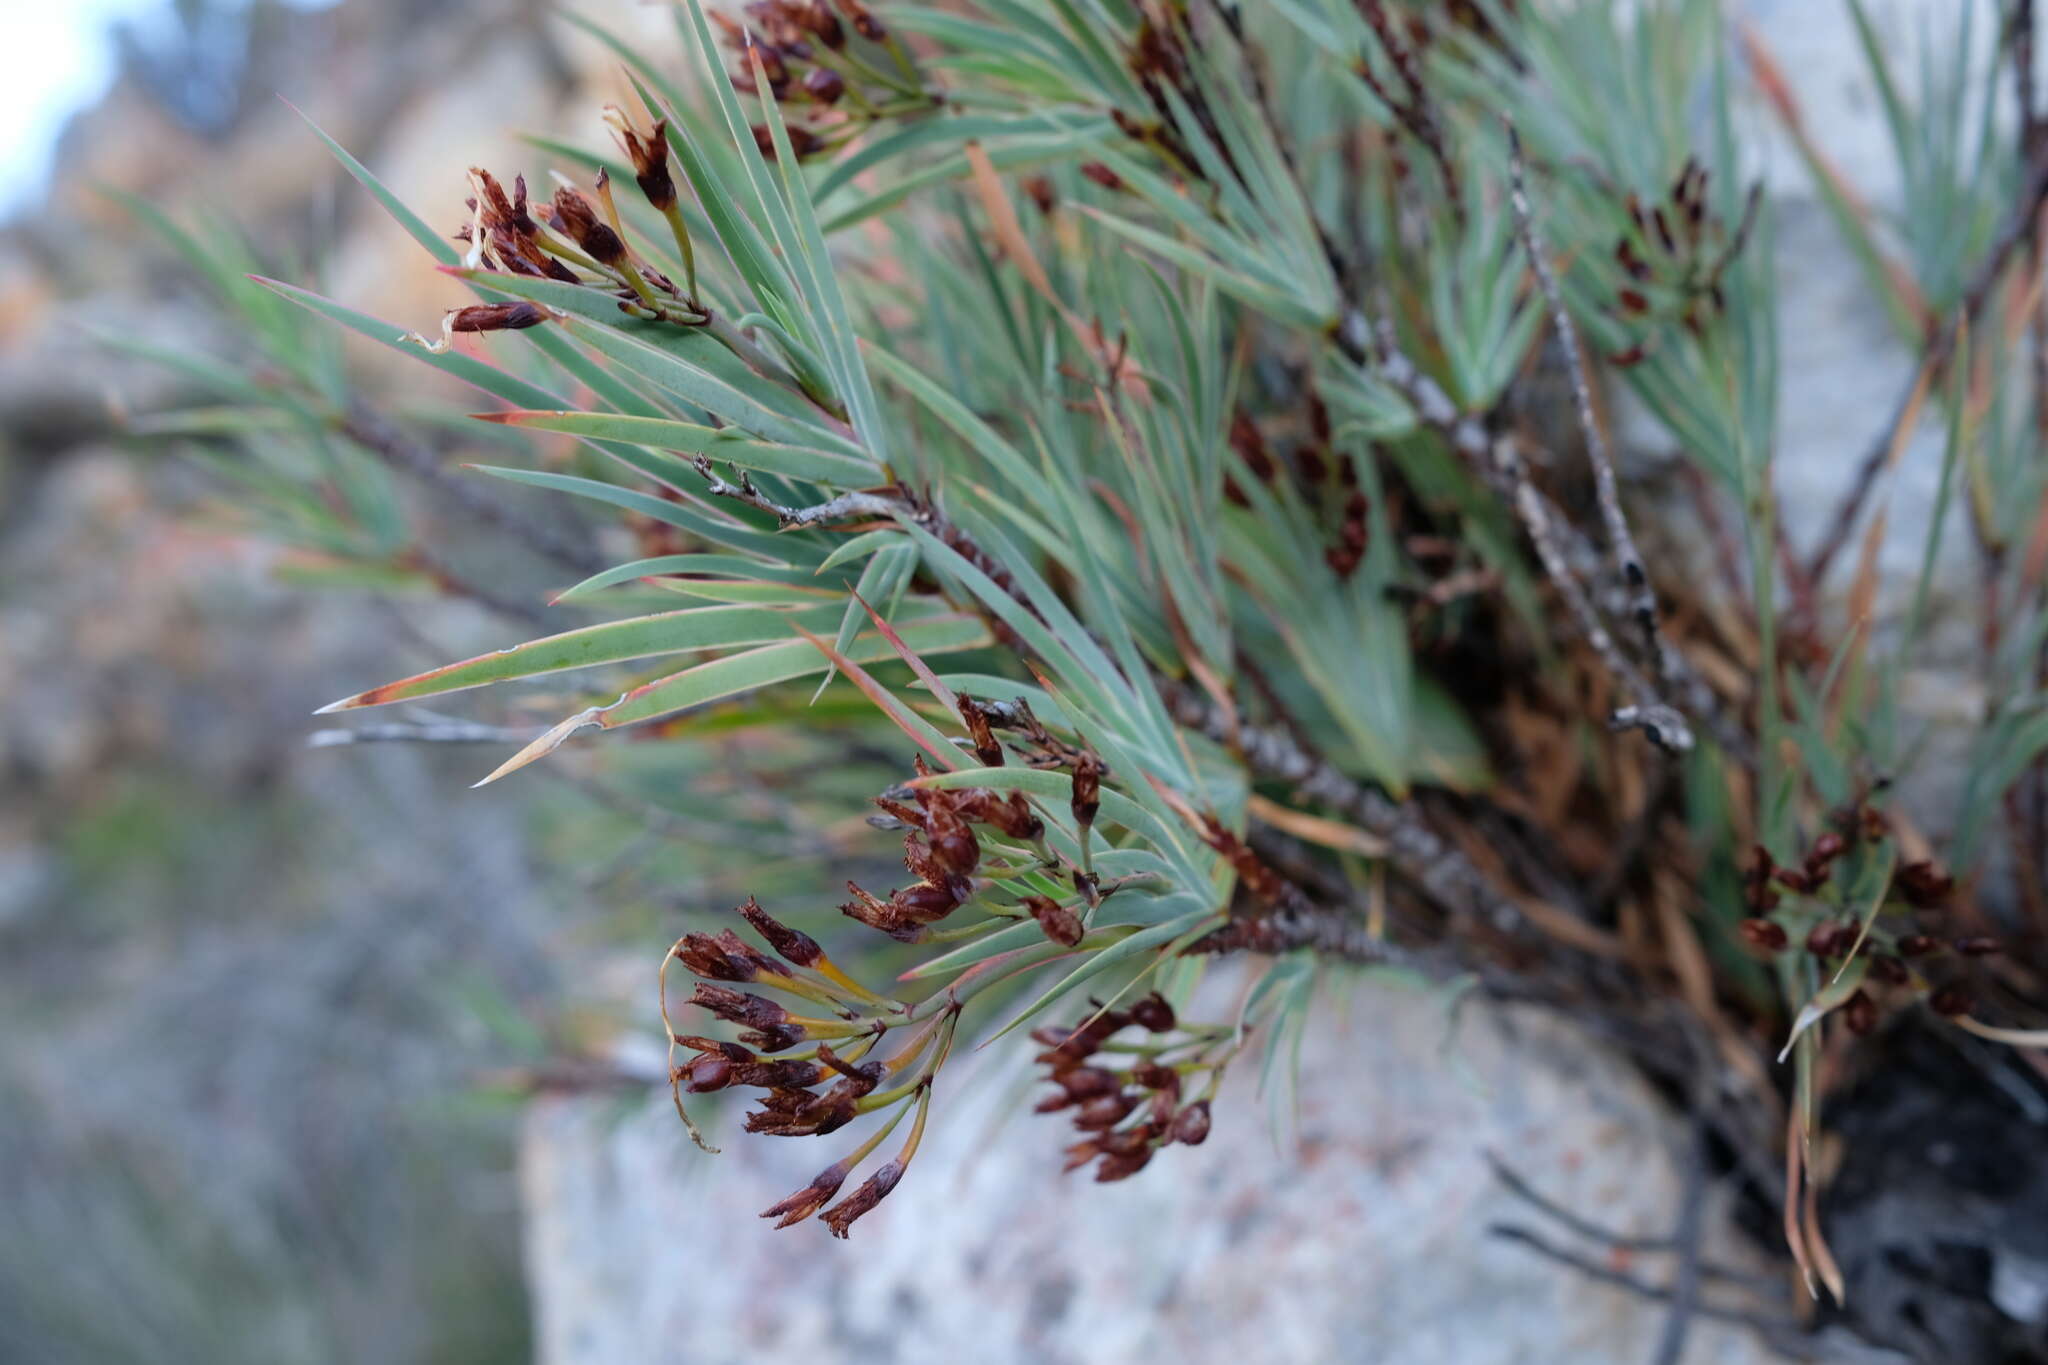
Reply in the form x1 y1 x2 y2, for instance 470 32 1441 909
0 1 177 216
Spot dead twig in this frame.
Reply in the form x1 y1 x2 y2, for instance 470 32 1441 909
341 407 607 578
689 456 903 528
1503 121 1693 753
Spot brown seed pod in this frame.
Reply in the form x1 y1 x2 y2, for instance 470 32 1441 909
1025 895 1084 948
1171 1100 1212 1146
1130 992 1176 1033
802 65 845 104
1737 918 1788 953
447 301 549 334
1929 983 1973 1017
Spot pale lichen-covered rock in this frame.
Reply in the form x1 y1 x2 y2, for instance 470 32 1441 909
522 982 1785 1365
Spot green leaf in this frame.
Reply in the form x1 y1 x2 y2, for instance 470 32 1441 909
315 603 856 711
474 409 876 485
473 614 990 784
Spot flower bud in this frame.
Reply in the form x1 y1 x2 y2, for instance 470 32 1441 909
1954 936 2002 957
1843 989 1877 1036
1171 1100 1212 1146
1897 934 1940 957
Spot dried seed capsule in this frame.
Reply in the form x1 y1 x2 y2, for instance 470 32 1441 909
1130 992 1176 1033
1954 937 2002 957
1080 162 1124 191
1129 1061 1180 1097
448 301 549 333
1897 861 1954 909
799 1 845 48
1737 918 1788 953
1896 934 1940 957
1070 752 1103 832
1025 895 1084 948
822 1160 904 1238
1805 920 1848 958
1929 983 1973 1017
607 109 675 212
958 696 1005 768
760 1158 851 1227
1868 954 1910 985
1072 1092 1140 1130
751 123 822 161
549 188 626 267
836 0 885 41
1843 989 1877 1036
802 65 845 104
680 1053 733 1093
1171 1100 1212 1146
1055 1067 1120 1100
924 799 980 878
737 896 824 968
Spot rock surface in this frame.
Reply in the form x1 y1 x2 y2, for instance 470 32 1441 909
522 982 1783 1365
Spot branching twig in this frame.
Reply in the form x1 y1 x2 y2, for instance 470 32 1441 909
1157 677 1548 936
689 456 903 527
1495 434 1694 752
1504 122 1685 706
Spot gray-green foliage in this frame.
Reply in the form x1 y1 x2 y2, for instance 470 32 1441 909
129 0 2048 1256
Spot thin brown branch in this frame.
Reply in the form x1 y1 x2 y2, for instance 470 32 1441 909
340 407 607 579
1337 305 1741 757
1505 121 1685 706
689 456 903 527
1157 677 1548 936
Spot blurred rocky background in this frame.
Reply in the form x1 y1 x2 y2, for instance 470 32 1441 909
0 2 2011 1363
